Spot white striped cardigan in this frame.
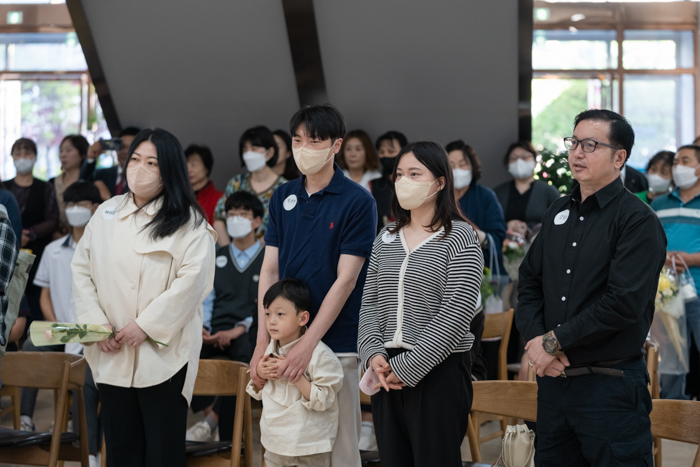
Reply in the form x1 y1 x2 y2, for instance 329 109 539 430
358 221 484 387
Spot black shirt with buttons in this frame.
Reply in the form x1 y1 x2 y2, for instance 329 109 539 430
515 176 667 366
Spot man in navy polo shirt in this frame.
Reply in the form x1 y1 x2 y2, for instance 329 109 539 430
251 104 377 467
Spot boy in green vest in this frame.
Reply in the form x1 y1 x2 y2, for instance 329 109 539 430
187 191 265 442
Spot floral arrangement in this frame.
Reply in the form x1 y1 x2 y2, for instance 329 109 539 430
29 322 167 347
502 233 527 281
481 266 497 300
656 267 680 312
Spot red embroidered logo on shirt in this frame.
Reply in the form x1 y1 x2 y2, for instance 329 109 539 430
330 222 334 229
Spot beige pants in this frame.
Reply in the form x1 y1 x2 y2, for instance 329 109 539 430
265 451 331 467
331 356 361 467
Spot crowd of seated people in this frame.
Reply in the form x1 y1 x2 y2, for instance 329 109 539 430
0 105 699 467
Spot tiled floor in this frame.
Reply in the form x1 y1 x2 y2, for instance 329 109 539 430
1 389 696 466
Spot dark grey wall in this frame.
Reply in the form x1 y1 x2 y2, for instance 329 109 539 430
80 0 518 188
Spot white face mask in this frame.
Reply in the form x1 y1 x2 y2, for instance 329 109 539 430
647 173 672 194
65 206 93 227
395 176 438 211
292 141 336 175
453 168 472 190
672 165 699 190
508 159 536 179
226 216 253 239
242 151 267 173
14 157 36 175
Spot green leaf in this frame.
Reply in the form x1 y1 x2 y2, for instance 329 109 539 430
78 330 87 339
51 323 60 328
60 335 71 343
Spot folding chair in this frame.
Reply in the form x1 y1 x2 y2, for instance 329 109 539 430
464 380 538 466
471 309 514 446
650 398 700 467
186 359 253 467
0 351 89 467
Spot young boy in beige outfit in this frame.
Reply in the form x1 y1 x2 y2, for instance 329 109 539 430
246 278 343 467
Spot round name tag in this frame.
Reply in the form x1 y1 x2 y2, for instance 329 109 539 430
253 274 260 283
215 256 228 268
283 194 298 211
382 231 397 244
554 209 570 226
102 206 116 220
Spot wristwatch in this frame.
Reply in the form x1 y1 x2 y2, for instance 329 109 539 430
542 331 563 357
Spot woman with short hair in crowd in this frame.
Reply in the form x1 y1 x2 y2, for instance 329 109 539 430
51 134 90 236
213 126 286 245
636 150 675 204
337 129 382 191
185 144 223 224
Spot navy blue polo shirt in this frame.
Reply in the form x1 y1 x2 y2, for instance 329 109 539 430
265 164 378 352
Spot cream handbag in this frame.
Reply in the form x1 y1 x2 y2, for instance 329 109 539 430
495 424 535 467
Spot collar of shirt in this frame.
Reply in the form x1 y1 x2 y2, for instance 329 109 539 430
229 240 260 268
296 164 345 200
61 234 77 250
117 193 163 219
272 332 306 356
669 187 700 205
570 176 625 211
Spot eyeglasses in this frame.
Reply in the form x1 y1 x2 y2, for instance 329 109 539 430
563 137 621 153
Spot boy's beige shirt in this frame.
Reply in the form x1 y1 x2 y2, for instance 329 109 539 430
246 337 344 457
71 194 216 403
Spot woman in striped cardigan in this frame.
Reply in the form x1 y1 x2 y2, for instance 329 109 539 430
358 141 484 467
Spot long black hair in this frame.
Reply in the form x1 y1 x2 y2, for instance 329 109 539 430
124 128 205 240
389 141 467 236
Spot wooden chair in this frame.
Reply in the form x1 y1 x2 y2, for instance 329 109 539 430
471 309 514 447
464 380 538 466
644 340 662 467
650 399 700 467
0 352 89 467
0 384 21 429
186 359 252 467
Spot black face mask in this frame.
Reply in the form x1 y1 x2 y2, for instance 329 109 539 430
380 156 397 176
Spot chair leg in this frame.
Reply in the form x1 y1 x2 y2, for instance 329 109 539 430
466 414 482 462
101 434 107 467
654 437 662 467
12 386 20 430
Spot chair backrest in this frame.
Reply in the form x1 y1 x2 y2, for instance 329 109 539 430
482 309 514 380
193 359 249 396
644 340 660 399
471 380 538 421
0 351 86 390
650 399 700 466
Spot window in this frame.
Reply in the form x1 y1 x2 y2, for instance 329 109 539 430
0 31 108 181
532 1 699 170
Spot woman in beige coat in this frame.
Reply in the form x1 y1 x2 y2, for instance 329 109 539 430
72 128 216 467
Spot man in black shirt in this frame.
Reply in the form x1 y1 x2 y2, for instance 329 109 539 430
516 109 666 466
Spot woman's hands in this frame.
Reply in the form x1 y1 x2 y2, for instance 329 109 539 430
370 354 405 392
115 321 148 348
97 323 121 353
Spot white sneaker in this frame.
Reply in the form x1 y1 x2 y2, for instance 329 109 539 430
213 426 219 442
186 420 212 442
20 415 34 432
358 421 377 451
89 454 99 467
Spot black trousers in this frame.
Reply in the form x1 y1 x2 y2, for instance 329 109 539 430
99 365 188 467
190 336 251 441
372 349 472 467
535 357 653 466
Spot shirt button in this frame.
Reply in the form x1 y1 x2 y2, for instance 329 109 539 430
572 242 577 247
562 296 566 301
567 269 571 274
130 283 136 290
579 216 584 221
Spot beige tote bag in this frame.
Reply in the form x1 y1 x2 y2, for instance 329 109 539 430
495 424 535 467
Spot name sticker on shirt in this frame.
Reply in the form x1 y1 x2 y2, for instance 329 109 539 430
215 256 228 268
102 206 116 220
554 209 570 226
283 194 297 211
382 231 397 244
